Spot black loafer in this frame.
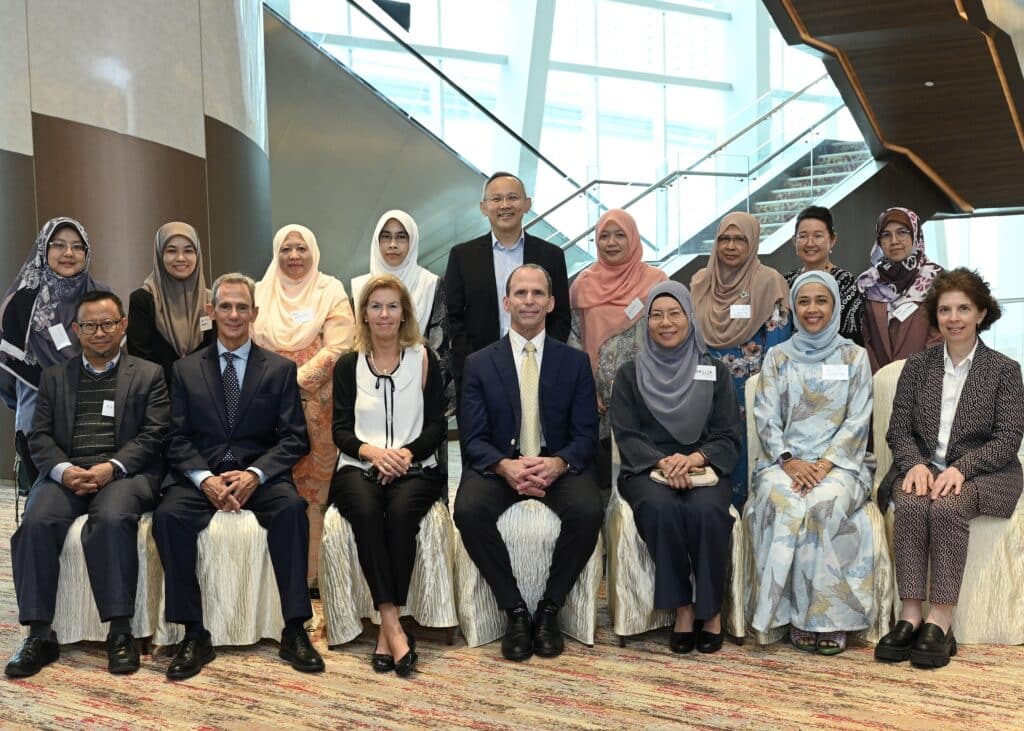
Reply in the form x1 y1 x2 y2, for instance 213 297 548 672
280 626 325 673
910 623 957 669
371 652 395 672
533 602 564 658
394 648 418 677
697 630 724 654
874 620 920 662
167 633 215 680
502 607 534 661
107 632 140 675
669 631 695 654
4 633 60 678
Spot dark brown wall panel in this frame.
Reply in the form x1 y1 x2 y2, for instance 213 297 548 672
31 113 210 299
204 115 271 281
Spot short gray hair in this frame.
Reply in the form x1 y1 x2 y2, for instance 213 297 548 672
211 272 256 305
505 263 552 296
482 171 527 201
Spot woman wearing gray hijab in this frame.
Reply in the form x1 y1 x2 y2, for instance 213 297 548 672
610 281 742 655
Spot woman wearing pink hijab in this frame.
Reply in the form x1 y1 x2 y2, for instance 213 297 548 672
569 209 667 485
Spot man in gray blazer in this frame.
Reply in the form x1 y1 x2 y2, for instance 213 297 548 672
6 291 169 678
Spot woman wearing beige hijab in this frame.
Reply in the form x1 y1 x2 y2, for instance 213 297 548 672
253 224 355 586
691 211 790 507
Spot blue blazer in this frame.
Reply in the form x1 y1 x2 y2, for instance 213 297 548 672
460 334 597 474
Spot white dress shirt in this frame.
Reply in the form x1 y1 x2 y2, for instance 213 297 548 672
508 327 546 448
932 340 978 469
492 231 525 337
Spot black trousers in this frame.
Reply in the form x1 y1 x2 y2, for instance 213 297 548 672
329 467 443 608
12 476 156 625
152 477 312 625
619 473 734 619
453 467 602 610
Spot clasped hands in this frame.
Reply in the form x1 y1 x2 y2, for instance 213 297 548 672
782 457 833 494
360 444 415 485
201 470 260 511
657 452 706 490
61 462 116 496
902 463 964 500
497 456 567 497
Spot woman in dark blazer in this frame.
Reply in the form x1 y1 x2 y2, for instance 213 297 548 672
875 268 1024 669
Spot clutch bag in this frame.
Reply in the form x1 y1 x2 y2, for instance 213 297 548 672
650 466 719 487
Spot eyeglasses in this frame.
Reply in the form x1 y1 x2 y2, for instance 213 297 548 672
77 319 122 335
717 235 748 245
485 194 523 205
794 233 829 245
48 241 88 254
379 232 410 243
649 309 686 323
879 228 913 244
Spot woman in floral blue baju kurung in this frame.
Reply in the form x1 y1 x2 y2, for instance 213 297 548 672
744 270 876 655
691 212 791 508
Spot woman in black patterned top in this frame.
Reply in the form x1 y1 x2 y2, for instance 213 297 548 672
782 206 863 345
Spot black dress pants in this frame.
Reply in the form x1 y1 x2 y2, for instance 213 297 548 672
11 476 156 625
453 468 602 610
152 477 312 625
329 467 443 608
619 473 734 619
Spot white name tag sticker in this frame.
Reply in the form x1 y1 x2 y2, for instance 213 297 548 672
624 297 644 320
291 309 314 324
101 399 116 418
822 364 849 381
892 301 918 322
730 304 752 319
48 323 72 350
695 364 717 381
199 315 213 332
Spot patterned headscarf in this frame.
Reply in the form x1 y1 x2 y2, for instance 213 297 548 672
855 207 942 313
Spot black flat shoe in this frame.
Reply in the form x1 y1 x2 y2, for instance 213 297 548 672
167 633 215 680
107 632 140 675
502 607 533 661
910 623 957 669
371 652 395 672
280 626 325 673
669 631 695 654
697 630 724 654
533 601 564 658
874 620 921 662
394 649 418 677
4 633 60 678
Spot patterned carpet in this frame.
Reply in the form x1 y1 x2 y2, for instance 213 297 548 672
2 483 1024 730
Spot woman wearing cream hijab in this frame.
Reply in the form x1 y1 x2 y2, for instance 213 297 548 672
253 224 355 586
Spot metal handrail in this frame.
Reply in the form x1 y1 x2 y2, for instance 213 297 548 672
524 178 655 232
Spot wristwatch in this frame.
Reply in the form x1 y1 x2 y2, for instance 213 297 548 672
777 451 793 467
110 462 126 480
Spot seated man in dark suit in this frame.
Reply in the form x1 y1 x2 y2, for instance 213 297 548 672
153 273 322 680
454 264 602 661
6 291 169 678
444 172 572 412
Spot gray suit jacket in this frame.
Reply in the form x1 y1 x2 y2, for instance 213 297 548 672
879 340 1024 517
29 352 171 491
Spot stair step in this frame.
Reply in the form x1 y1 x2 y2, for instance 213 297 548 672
770 185 832 201
814 152 871 165
784 171 849 187
796 160 864 178
754 198 815 214
823 141 868 155
756 210 807 225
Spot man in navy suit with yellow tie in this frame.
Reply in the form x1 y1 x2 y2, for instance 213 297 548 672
454 264 602 661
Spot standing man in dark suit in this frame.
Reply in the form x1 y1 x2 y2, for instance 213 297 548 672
153 273 323 680
454 264 602 661
444 172 571 410
6 291 169 678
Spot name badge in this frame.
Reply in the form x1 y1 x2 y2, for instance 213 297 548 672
48 323 72 350
695 364 717 381
624 297 644 320
892 301 918 322
199 315 213 332
291 309 314 324
730 304 751 319
822 364 849 381
101 399 116 418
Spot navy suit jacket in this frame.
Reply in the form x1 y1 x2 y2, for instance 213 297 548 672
460 333 597 475
163 341 309 488
444 232 571 384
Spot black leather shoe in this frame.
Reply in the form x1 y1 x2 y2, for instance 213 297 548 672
371 652 395 672
697 630 724 654
874 620 920 662
669 631 695 654
394 648 418 677
280 626 325 672
166 633 215 680
502 606 534 661
533 601 564 658
4 633 60 678
107 632 140 675
910 623 957 669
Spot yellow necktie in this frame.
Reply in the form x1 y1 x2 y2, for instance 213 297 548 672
519 342 540 457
